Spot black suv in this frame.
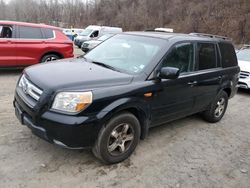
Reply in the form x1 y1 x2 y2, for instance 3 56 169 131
14 32 239 164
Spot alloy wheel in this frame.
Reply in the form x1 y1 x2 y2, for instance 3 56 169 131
107 123 134 156
45 56 58 62
214 97 225 118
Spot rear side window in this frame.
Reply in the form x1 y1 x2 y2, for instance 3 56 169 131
19 26 43 39
219 42 238 67
197 43 217 70
42 28 54 39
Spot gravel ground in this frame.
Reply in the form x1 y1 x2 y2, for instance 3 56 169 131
0 48 250 188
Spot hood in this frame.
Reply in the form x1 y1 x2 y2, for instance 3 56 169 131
238 60 250 72
76 35 89 41
24 58 133 92
85 40 102 45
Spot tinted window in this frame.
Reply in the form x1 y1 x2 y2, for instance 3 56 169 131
42 28 54 39
19 26 43 39
219 42 238 67
162 43 194 73
197 43 217 70
0 25 13 38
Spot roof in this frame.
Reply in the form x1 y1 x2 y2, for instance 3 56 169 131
125 31 230 42
0 20 61 30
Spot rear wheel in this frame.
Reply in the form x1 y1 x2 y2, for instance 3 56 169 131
202 91 228 123
40 54 60 63
92 112 140 164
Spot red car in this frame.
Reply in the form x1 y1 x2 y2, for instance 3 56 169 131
0 21 74 68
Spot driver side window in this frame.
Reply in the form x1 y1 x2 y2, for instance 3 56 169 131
0 25 13 38
162 43 194 73
91 30 99 38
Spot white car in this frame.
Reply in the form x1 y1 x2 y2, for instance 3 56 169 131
237 47 250 89
81 33 114 53
74 25 122 48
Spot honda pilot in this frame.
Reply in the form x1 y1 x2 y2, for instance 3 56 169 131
14 32 239 164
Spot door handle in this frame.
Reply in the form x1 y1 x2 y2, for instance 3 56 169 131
187 81 198 86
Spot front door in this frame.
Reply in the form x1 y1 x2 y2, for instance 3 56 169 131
0 24 16 67
150 42 199 126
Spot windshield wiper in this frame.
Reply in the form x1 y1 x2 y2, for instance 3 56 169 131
91 61 121 72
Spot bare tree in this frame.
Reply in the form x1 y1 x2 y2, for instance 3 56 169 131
1 0 249 43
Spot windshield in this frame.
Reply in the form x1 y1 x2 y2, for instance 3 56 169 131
237 49 250 62
84 34 166 74
80 29 93 36
98 34 113 41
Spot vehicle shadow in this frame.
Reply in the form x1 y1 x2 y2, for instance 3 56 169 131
26 114 204 169
237 88 250 95
0 69 23 76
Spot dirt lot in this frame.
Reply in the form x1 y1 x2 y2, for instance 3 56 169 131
0 49 250 187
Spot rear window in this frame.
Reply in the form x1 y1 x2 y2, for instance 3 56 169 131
19 26 43 39
197 43 217 70
219 42 238 67
42 28 54 39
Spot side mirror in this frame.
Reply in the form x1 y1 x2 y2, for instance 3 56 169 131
160 67 180 79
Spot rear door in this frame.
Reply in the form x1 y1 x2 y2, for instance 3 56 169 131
15 25 46 65
0 24 17 67
192 42 222 111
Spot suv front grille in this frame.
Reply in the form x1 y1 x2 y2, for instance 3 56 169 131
240 71 250 79
82 43 89 47
18 75 43 107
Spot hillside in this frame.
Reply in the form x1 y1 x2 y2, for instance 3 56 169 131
0 0 249 43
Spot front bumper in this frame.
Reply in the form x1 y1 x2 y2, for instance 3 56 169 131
238 78 250 89
74 39 85 47
14 93 103 149
81 47 90 53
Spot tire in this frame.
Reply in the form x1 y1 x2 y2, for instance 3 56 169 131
202 91 228 123
40 54 60 63
92 112 141 164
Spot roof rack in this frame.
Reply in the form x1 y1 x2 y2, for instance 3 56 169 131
144 29 170 33
243 44 250 48
145 28 174 33
190 33 231 40
239 44 250 50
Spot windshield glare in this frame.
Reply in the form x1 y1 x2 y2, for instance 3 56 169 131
237 49 250 62
84 34 166 74
80 29 93 36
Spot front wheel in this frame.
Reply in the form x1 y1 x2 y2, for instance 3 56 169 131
92 112 141 164
202 91 228 123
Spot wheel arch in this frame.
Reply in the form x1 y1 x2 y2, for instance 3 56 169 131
220 79 234 98
223 87 231 97
97 99 151 140
40 51 64 62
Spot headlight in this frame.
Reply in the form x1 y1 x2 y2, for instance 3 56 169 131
18 74 25 88
88 43 96 49
52 91 93 113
